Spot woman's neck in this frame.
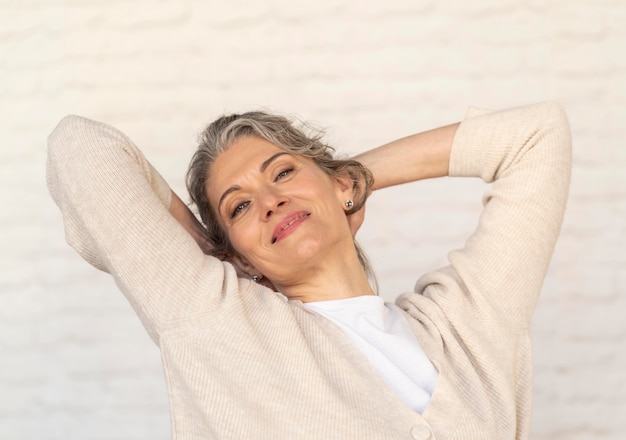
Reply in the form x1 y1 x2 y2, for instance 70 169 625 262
274 250 376 303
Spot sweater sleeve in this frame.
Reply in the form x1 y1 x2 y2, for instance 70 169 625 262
46 115 236 343
421 102 571 329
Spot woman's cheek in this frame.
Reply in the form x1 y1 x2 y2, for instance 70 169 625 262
231 223 259 255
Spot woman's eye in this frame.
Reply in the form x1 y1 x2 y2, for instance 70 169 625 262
276 168 293 181
231 201 249 218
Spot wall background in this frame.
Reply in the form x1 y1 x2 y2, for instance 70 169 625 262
1 0 624 439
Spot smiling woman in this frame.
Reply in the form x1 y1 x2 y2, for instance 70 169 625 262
187 115 375 301
47 102 571 439
186 112 373 271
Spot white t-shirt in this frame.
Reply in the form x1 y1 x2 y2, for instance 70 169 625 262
304 295 438 414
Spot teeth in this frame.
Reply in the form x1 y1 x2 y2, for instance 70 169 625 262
273 213 309 243
283 214 306 230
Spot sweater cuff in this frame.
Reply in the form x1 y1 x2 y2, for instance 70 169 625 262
448 106 494 179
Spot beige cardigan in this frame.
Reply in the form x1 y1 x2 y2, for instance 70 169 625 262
47 102 571 440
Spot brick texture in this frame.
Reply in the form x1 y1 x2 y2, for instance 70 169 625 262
1 0 624 438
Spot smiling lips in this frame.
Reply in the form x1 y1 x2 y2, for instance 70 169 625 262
272 211 310 244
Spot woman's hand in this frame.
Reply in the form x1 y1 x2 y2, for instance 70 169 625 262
169 190 213 255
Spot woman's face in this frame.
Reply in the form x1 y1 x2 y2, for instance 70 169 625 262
206 135 354 286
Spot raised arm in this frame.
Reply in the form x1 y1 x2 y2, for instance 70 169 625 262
359 102 571 329
46 116 235 342
355 122 458 189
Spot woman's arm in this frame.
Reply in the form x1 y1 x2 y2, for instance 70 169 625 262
347 122 458 237
47 116 234 343
359 103 571 330
354 123 459 189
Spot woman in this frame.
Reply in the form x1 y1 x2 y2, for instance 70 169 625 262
47 102 571 439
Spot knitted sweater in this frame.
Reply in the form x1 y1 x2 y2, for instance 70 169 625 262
47 102 571 440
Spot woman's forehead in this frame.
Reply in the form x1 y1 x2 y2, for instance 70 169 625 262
205 137 288 202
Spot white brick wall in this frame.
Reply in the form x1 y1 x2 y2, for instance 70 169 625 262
1 0 624 438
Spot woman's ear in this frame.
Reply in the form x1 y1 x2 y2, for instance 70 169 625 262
333 170 356 204
333 169 367 237
334 170 354 192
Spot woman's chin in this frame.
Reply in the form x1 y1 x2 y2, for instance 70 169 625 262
262 243 324 280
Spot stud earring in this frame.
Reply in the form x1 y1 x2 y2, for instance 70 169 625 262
252 275 260 283
345 199 354 209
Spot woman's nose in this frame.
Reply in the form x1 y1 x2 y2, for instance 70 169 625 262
261 190 288 219
265 200 287 219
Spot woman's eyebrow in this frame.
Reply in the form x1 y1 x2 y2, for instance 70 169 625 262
260 152 289 172
217 152 290 214
217 185 241 214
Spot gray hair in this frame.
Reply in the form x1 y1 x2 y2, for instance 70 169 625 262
186 111 376 287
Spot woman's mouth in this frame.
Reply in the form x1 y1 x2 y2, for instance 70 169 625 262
272 211 310 244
